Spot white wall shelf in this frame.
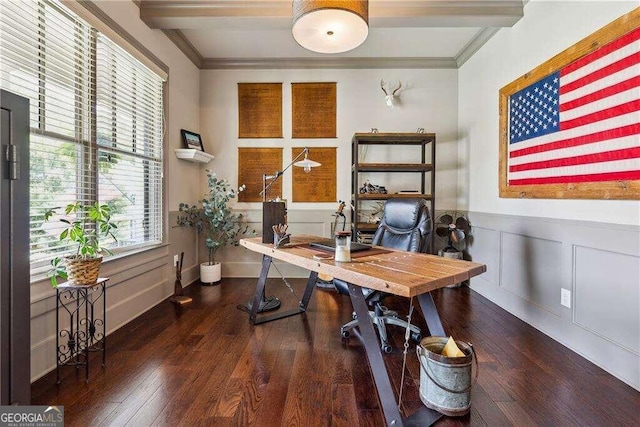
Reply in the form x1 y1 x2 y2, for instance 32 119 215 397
174 148 215 164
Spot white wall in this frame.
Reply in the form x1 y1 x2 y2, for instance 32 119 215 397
199 69 460 212
30 0 201 381
458 0 640 225
458 0 640 389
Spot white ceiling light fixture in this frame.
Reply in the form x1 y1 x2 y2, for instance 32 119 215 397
292 0 369 54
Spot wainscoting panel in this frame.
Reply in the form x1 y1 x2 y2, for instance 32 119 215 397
469 226 500 286
29 212 200 382
574 246 640 355
499 232 562 316
29 245 174 382
467 212 640 390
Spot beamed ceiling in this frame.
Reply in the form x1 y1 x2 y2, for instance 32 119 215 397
136 0 525 69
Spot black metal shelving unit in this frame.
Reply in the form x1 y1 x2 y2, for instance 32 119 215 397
351 132 436 252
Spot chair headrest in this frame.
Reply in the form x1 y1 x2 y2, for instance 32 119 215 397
381 198 429 230
372 198 432 253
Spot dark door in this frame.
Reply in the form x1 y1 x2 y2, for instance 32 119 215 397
0 89 31 405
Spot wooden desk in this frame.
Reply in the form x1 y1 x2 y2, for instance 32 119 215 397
240 236 486 426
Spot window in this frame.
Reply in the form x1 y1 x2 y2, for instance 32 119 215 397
0 0 164 278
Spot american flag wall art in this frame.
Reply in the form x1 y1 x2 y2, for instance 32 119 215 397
499 9 640 199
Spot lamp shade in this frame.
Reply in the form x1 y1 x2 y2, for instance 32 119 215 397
294 155 322 173
292 0 369 54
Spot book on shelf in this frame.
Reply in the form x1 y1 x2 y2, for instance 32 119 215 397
396 190 421 194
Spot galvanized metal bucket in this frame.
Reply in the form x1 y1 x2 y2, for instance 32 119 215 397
416 337 478 416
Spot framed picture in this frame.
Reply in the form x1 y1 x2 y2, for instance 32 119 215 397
180 129 205 152
498 9 639 200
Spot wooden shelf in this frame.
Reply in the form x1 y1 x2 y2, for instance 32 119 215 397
354 163 433 172
356 223 379 231
352 133 436 145
175 149 215 164
354 193 433 201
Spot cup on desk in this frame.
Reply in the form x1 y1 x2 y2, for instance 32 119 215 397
335 231 351 262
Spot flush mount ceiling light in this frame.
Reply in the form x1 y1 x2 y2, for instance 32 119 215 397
292 0 369 54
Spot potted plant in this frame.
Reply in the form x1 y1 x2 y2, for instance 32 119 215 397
44 202 118 287
178 172 255 284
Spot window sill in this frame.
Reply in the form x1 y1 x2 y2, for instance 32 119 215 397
30 242 170 288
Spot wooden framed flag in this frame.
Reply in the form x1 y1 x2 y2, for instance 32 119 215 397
499 8 640 199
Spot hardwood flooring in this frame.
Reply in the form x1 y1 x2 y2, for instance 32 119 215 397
32 278 639 426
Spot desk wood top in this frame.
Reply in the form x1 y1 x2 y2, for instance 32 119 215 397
240 236 486 298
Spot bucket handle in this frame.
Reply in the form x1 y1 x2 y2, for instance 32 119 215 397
416 342 479 394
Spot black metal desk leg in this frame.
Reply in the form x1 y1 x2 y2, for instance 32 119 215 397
299 271 318 310
417 293 446 337
249 255 272 324
349 284 404 427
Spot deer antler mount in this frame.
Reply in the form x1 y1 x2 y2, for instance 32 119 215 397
381 79 402 108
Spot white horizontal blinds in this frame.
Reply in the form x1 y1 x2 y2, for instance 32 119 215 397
96 34 163 249
1 0 94 274
0 0 164 277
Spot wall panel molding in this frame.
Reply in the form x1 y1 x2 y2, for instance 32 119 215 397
573 245 640 355
30 277 174 382
498 231 563 316
466 211 640 390
30 212 199 382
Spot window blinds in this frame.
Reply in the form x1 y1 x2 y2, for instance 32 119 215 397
0 0 164 278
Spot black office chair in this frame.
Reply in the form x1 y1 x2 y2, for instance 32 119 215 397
335 198 432 353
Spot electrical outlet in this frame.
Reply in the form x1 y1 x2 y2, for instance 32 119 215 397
173 254 179 266
561 288 571 308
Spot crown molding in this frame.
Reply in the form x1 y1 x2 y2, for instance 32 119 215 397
455 26 500 67
162 29 203 68
201 57 458 70
63 0 168 78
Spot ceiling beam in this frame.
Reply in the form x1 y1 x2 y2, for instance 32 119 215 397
140 0 524 29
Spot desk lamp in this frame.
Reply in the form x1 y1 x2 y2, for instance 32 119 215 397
251 147 321 313
260 147 321 244
261 147 321 202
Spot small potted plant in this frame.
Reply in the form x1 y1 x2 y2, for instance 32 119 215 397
44 202 117 287
178 172 255 284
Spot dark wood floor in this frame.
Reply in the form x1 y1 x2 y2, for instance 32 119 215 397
32 278 639 426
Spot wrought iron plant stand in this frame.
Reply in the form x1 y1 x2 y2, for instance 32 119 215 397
56 278 108 384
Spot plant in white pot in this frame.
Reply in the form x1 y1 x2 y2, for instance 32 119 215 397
44 202 117 287
178 173 255 285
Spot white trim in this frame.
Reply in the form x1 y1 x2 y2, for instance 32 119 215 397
201 57 458 70
456 27 501 67
60 0 169 81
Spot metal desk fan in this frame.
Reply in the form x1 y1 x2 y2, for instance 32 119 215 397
435 213 471 259
436 213 471 287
